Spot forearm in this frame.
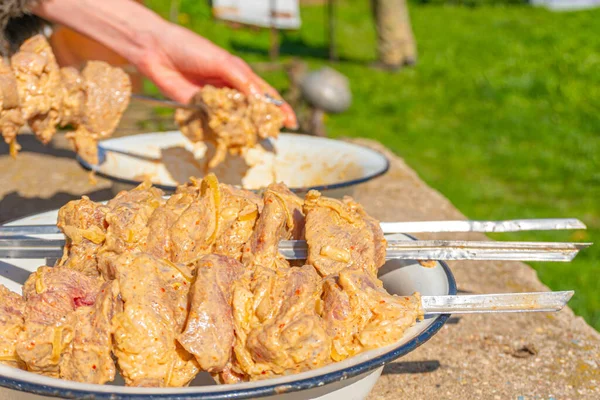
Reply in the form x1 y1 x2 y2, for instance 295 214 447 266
31 0 169 65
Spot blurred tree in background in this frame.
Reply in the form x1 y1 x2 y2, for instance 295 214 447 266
371 0 417 69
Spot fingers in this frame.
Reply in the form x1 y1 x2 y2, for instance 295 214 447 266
141 60 200 104
247 69 298 130
225 56 298 130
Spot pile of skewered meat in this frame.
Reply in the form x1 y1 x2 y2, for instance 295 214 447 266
0 34 284 168
175 86 285 169
0 34 131 164
0 175 422 386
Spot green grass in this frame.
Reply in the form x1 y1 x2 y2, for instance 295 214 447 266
146 1 600 329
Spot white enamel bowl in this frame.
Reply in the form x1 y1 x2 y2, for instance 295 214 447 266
77 132 390 198
0 210 456 400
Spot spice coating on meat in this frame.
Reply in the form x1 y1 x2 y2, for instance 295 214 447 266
97 181 165 279
229 264 331 381
178 254 245 372
146 175 260 263
304 190 387 277
59 280 119 384
11 35 62 145
57 196 108 277
145 192 195 260
0 285 26 369
321 268 422 361
0 60 24 157
111 253 199 387
17 266 102 377
175 85 284 168
67 61 132 165
58 67 84 127
168 176 220 263
242 183 305 270
213 184 262 260
80 61 131 138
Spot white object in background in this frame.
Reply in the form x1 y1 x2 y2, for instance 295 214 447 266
531 0 600 11
212 0 301 29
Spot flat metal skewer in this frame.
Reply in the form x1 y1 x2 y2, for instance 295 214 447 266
131 93 284 112
0 218 586 237
380 218 586 234
422 291 574 315
279 240 590 262
131 94 202 111
0 238 590 262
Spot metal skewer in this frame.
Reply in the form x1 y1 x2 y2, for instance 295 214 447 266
0 218 586 237
380 218 586 234
422 291 573 315
131 94 202 111
279 240 590 262
0 238 590 262
131 93 284 112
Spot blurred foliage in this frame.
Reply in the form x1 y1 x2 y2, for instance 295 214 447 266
146 0 600 330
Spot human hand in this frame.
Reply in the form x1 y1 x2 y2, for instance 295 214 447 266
132 24 297 129
33 0 297 129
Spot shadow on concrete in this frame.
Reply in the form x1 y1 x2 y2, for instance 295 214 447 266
0 134 76 159
382 360 441 375
0 189 114 223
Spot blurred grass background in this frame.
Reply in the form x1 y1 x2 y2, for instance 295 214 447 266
145 0 600 329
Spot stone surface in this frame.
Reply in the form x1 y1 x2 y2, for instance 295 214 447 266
351 140 600 400
0 107 598 399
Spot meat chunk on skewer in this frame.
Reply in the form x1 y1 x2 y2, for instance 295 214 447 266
145 191 195 260
0 61 24 157
0 285 26 369
168 176 220 263
225 264 331 382
97 181 164 279
59 280 119 384
11 35 62 146
213 184 262 260
178 254 245 373
16 267 102 378
58 67 85 127
321 268 422 361
111 253 199 387
304 190 387 277
67 61 131 165
56 196 108 277
147 174 261 263
174 85 284 168
242 183 305 270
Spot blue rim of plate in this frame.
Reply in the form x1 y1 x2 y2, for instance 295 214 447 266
0 242 456 399
76 137 391 193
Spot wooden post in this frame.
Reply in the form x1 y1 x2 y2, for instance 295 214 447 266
269 0 280 61
328 0 337 61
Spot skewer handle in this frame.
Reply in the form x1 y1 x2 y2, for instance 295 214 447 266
381 218 586 233
422 291 574 315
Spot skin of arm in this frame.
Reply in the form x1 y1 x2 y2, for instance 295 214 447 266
32 0 297 128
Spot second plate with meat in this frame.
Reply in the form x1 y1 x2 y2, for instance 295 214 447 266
77 131 390 198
